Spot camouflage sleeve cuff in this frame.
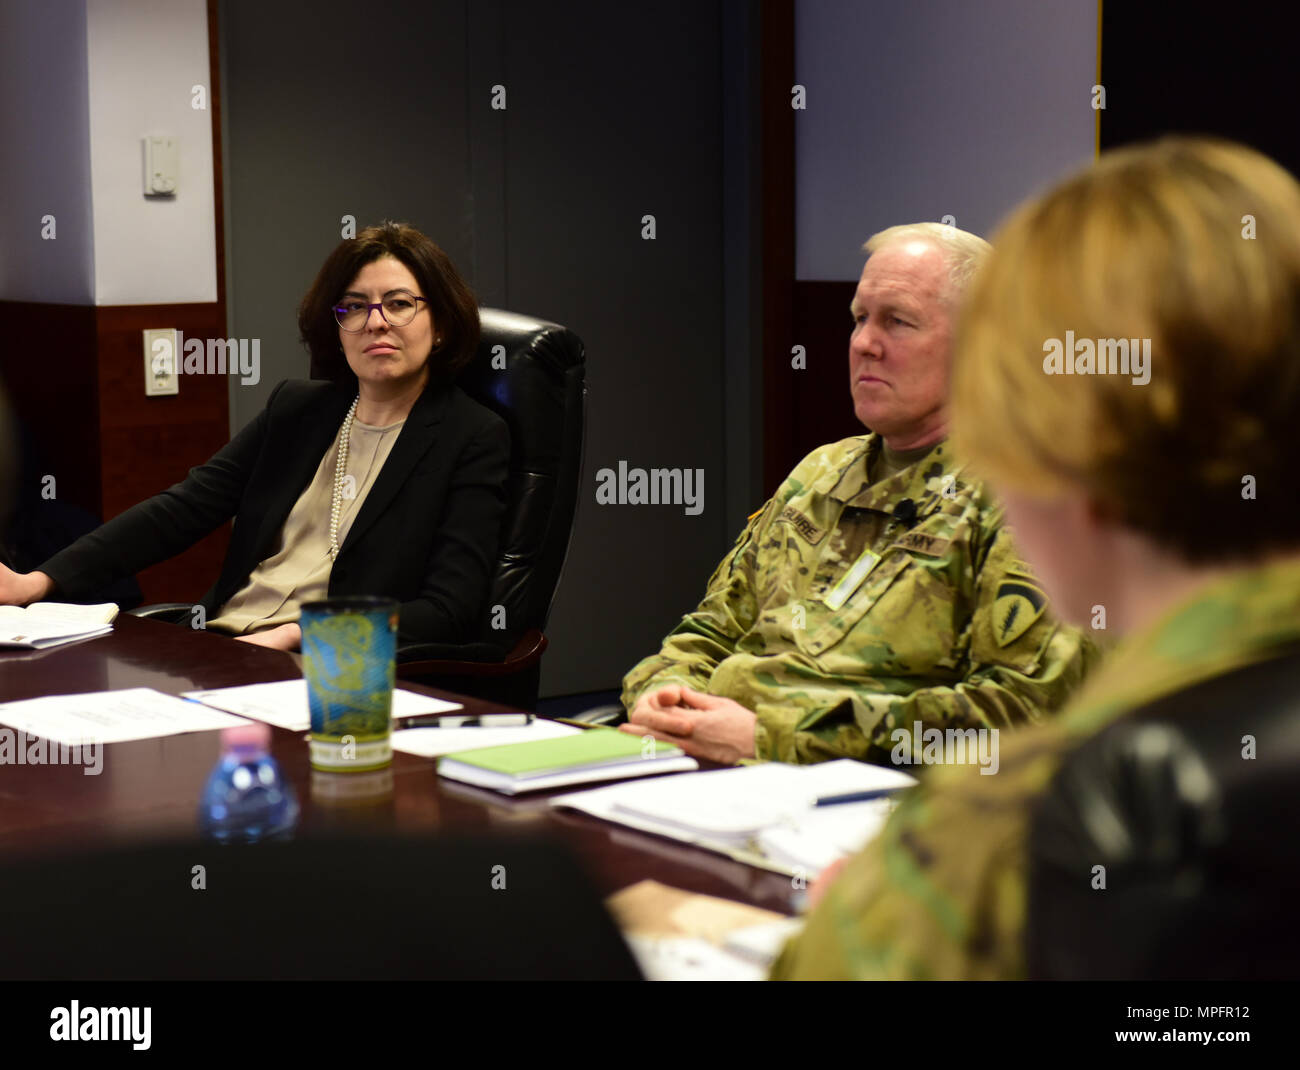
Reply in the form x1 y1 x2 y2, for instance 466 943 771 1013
752 704 795 762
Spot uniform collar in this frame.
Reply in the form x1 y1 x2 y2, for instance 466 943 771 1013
1066 553 1300 734
819 433 963 516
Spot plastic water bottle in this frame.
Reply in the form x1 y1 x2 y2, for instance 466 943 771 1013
198 722 299 843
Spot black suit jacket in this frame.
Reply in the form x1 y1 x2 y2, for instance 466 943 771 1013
40 379 511 644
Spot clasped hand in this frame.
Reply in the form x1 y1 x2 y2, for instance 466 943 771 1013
618 684 757 764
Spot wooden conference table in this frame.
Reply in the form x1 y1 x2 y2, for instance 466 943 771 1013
0 614 799 916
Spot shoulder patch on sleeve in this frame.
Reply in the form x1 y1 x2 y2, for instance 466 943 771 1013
993 579 1048 647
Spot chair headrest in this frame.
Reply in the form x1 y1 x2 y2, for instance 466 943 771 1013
1026 644 1300 979
457 309 587 646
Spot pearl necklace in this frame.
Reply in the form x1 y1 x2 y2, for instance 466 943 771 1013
329 395 360 561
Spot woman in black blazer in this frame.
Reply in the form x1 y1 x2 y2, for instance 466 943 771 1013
0 222 510 651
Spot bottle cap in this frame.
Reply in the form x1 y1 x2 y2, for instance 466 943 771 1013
222 722 271 752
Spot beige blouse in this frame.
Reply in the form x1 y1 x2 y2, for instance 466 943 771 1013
207 415 406 635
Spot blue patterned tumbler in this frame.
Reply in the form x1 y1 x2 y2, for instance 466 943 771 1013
300 596 398 772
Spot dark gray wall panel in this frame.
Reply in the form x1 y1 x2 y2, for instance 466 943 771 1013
220 0 472 423
496 0 730 696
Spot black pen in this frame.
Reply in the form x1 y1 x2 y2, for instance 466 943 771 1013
814 787 905 807
395 713 534 729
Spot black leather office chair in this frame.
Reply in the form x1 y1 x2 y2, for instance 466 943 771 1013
1025 645 1300 979
392 308 586 709
0 833 640 980
132 308 586 711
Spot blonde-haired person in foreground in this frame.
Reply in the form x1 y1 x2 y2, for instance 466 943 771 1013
772 137 1300 979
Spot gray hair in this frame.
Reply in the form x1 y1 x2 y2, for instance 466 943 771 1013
863 222 992 304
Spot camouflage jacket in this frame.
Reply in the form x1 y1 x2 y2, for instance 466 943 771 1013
769 555 1300 979
621 435 1094 763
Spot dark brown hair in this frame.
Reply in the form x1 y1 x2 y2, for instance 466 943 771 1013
298 221 480 388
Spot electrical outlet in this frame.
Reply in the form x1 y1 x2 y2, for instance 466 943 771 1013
143 328 179 396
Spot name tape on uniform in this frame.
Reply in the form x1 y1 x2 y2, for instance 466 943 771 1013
890 531 951 557
778 505 826 545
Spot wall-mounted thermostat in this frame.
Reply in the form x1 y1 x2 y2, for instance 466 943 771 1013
143 135 178 196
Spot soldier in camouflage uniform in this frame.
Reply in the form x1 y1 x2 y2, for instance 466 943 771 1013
620 436 1093 764
619 223 1094 764
771 138 1300 977
770 557 1300 979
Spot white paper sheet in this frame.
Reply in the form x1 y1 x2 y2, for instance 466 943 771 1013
0 622 113 650
0 687 251 744
553 759 914 877
756 800 894 873
392 717 579 758
721 919 806 966
182 678 462 731
0 602 118 626
624 936 768 981
0 602 117 648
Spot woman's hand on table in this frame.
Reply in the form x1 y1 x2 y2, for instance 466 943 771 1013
0 565 53 606
232 623 301 651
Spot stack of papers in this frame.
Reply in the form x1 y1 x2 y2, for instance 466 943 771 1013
552 759 916 877
0 687 249 743
607 879 803 981
436 727 698 794
621 921 807 982
0 602 118 650
182 679 462 731
623 936 769 981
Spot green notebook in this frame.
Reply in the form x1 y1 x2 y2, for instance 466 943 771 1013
437 727 693 795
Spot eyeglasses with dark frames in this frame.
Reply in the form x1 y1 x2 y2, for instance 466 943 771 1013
334 289 428 332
